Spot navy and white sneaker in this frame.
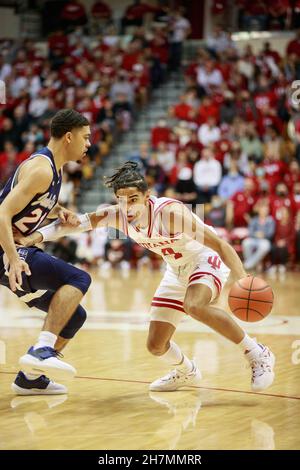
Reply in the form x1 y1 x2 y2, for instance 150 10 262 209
11 371 67 395
19 346 76 378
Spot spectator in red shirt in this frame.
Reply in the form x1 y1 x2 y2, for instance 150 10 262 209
183 130 203 156
227 177 257 228
270 207 296 274
151 119 171 149
48 30 69 57
169 94 196 121
91 1 112 20
236 90 258 122
122 40 143 72
284 160 300 191
241 0 268 30
121 0 157 34
267 0 289 30
61 1 87 30
254 75 277 112
261 41 281 64
257 106 283 137
0 141 18 183
287 29 300 57
269 183 298 221
149 30 169 66
197 95 220 125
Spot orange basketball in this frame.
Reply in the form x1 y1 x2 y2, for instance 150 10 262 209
228 276 274 322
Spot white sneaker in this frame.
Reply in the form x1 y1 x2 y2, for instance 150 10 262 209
246 344 275 391
19 346 76 379
149 361 202 392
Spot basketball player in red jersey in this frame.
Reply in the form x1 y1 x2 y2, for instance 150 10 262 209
20 162 275 392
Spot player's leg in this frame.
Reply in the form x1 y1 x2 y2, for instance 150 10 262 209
26 249 91 339
184 283 245 343
1 247 91 378
147 319 201 391
11 293 88 395
183 268 275 391
146 268 201 391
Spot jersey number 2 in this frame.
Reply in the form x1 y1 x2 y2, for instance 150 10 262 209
14 208 43 233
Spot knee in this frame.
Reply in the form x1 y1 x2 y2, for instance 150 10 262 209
146 337 168 356
59 305 87 338
183 298 209 321
69 269 91 295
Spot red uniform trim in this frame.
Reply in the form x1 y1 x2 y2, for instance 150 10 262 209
188 271 222 292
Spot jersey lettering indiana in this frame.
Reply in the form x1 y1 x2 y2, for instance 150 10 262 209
0 147 62 237
121 196 217 267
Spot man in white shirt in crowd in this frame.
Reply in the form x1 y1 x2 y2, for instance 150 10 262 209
193 147 222 203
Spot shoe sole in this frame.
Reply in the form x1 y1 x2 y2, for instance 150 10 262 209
11 383 67 396
252 352 275 392
19 355 76 379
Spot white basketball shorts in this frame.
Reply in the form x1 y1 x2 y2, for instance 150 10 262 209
150 250 230 328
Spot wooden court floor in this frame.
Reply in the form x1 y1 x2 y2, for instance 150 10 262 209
0 268 299 450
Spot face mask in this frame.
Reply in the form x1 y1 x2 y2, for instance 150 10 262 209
178 167 192 180
256 168 265 177
277 191 287 197
212 200 222 208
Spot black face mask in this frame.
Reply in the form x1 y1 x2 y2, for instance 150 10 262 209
277 191 287 197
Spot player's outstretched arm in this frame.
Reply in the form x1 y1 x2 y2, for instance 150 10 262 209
47 203 81 226
16 204 121 245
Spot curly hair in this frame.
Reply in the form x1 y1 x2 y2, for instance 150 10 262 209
104 161 148 193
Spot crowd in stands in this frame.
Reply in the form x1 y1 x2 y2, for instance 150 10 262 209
44 25 300 277
118 28 300 276
215 0 300 31
0 7 183 192
1 1 300 275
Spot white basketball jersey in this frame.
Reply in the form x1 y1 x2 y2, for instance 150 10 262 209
121 196 217 267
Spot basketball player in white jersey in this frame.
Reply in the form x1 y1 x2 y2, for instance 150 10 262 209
19 162 275 392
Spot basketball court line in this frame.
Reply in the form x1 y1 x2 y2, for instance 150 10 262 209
0 370 299 401
0 308 300 335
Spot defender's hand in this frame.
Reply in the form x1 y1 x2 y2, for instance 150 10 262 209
8 257 31 292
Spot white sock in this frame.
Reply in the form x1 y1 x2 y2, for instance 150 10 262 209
238 334 262 355
160 341 193 373
34 331 57 350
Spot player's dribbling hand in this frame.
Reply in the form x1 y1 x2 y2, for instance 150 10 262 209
58 208 81 226
8 258 31 292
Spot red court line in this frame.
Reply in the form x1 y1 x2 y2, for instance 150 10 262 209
1 370 300 401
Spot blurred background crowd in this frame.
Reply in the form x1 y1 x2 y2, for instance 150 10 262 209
1 0 300 276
